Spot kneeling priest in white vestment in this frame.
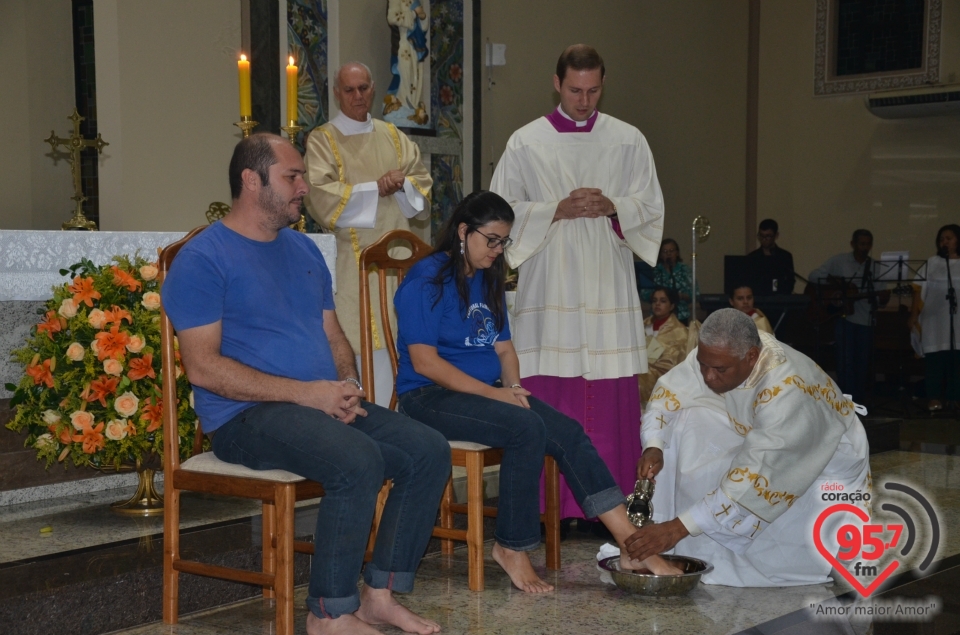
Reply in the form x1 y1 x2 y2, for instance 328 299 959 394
626 309 871 586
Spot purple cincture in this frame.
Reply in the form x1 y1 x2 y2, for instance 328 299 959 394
545 107 599 133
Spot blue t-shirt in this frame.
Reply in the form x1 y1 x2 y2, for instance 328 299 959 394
162 222 337 431
395 253 510 395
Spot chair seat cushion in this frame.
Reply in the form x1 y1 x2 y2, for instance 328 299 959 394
180 452 305 483
447 440 494 452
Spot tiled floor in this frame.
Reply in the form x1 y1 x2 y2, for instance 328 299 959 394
3 422 959 635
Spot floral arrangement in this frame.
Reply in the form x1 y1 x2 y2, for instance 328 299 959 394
5 255 197 470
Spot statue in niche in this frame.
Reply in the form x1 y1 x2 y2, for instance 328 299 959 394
383 0 430 128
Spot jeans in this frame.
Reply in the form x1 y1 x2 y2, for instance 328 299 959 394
834 319 873 403
212 401 450 620
398 385 625 551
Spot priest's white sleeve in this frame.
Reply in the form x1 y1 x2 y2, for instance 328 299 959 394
334 182 380 229
393 178 427 219
679 488 770 554
610 134 664 267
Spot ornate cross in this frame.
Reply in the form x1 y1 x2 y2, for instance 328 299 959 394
44 108 108 230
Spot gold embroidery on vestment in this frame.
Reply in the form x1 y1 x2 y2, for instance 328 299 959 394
726 466 797 507
728 413 752 436
782 375 854 415
649 387 681 412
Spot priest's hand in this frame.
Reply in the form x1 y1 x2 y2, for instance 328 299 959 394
637 447 663 481
554 188 615 221
624 518 689 562
378 170 406 197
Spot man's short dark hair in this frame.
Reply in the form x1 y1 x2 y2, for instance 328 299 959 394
758 219 778 233
728 283 754 300
228 133 278 200
556 45 605 83
851 228 873 243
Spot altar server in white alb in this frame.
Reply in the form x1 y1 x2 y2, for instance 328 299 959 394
627 309 871 586
490 45 664 520
304 62 432 353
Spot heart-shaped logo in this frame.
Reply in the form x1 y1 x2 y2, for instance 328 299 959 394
813 503 900 597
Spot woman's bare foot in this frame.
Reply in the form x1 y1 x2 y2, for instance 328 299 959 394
355 585 441 634
620 552 683 575
307 611 384 635
491 543 555 593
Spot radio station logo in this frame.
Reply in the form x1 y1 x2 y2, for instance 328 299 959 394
813 481 940 598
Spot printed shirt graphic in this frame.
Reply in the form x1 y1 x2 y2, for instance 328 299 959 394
395 253 510 394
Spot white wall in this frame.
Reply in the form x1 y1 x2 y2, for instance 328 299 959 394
94 0 242 231
0 0 76 230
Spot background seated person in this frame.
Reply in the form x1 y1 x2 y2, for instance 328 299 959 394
641 239 695 324
728 284 773 334
627 309 870 587
394 191 681 594
639 286 689 403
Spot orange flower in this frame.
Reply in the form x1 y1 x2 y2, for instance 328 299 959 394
127 353 156 381
73 421 105 454
69 276 101 307
36 311 66 340
111 266 142 292
94 325 132 361
103 305 133 326
82 374 120 407
125 420 138 437
140 397 163 433
26 358 54 388
50 424 73 444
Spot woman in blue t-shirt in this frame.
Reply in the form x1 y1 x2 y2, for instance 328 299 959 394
395 191 679 593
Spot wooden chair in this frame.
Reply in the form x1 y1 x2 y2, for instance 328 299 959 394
358 229 561 592
161 227 387 635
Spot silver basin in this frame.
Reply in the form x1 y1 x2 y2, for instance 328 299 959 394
598 555 713 597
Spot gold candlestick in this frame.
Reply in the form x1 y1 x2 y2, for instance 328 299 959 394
44 109 108 231
281 120 303 142
234 115 259 138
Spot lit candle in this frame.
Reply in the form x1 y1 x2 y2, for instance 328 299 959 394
238 54 252 118
286 56 299 124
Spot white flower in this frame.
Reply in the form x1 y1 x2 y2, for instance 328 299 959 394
34 433 55 450
105 419 128 441
114 391 139 417
139 264 158 281
42 410 61 424
66 342 85 362
141 292 161 311
58 298 78 319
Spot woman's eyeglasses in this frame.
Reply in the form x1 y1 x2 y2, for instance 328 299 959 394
475 229 513 249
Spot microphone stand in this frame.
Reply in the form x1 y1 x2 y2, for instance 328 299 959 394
944 251 956 406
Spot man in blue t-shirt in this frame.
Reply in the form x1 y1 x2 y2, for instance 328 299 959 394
163 134 448 635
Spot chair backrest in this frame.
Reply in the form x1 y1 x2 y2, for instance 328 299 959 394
358 229 433 409
159 226 207 473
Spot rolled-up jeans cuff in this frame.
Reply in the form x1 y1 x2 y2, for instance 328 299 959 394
305 593 360 620
494 533 542 552
580 486 627 519
363 563 416 593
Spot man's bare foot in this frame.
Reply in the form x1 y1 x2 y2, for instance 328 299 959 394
307 610 384 635
355 585 441 634
620 552 683 575
491 543 555 593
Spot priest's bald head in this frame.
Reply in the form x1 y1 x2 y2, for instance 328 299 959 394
333 62 374 122
696 308 762 394
553 45 605 122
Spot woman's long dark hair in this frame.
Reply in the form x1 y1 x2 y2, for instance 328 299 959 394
935 224 960 256
432 191 515 330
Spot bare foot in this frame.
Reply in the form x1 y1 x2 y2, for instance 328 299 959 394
620 552 683 575
355 585 441 634
307 610 384 635
491 543 555 593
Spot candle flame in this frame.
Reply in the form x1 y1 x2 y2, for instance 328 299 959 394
240 54 247 62
289 56 295 65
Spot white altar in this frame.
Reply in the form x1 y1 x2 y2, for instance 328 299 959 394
0 230 337 397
